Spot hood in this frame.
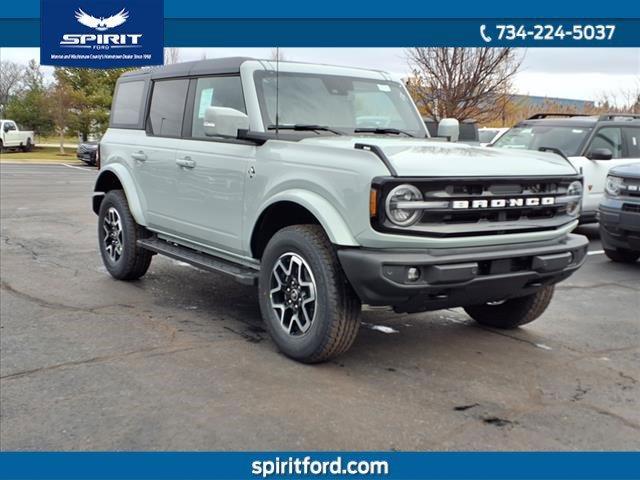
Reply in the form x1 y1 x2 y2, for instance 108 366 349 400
609 162 640 179
298 136 579 177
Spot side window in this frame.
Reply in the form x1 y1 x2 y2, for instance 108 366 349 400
190 76 245 139
6 122 17 131
623 126 640 158
588 127 623 158
149 79 190 137
111 81 145 127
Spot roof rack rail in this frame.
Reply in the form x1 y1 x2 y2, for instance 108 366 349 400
527 113 590 120
597 113 640 121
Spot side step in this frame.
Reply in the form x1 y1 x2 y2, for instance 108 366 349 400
137 237 259 286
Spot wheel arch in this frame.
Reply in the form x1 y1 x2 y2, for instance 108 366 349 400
92 164 147 226
250 191 358 259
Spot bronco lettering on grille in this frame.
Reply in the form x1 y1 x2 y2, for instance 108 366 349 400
451 197 556 209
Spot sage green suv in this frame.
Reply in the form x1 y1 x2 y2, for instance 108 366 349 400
94 58 589 363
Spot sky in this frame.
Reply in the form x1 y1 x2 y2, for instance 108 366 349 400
1 47 639 104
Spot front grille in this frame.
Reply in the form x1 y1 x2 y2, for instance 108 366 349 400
623 203 640 213
375 176 580 238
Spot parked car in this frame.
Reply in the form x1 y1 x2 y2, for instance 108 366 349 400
77 141 100 166
93 58 588 363
492 113 640 223
478 127 508 146
0 120 35 152
598 163 640 263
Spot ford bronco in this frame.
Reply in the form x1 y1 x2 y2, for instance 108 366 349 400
94 58 589 363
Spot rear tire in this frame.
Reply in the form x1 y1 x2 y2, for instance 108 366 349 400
258 225 361 363
604 248 639 263
22 139 32 152
98 190 152 280
464 285 555 329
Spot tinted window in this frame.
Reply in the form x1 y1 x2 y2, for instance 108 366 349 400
624 126 640 158
588 127 623 158
111 81 145 127
149 79 189 137
191 76 245 139
493 125 592 157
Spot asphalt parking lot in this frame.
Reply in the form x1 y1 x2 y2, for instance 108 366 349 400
1 163 638 451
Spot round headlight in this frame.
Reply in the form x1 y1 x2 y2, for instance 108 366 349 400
567 180 583 197
565 180 583 216
605 175 624 197
385 184 423 227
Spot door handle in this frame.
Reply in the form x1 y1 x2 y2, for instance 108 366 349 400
131 151 147 161
176 157 196 169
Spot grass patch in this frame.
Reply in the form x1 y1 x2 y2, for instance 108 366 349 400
0 146 78 162
35 136 79 145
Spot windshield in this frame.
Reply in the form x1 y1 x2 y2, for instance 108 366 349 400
492 125 592 157
478 129 498 143
254 71 426 136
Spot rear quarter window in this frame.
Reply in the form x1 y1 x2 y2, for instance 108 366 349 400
111 81 146 128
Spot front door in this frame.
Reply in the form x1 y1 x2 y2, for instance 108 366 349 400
577 125 640 212
169 76 254 255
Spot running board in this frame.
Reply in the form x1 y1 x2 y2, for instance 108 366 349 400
137 238 259 286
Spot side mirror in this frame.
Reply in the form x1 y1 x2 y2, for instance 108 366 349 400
203 106 250 138
3 125 10 133
587 148 613 160
438 118 460 142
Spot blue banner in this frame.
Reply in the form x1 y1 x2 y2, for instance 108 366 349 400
39 0 163 67
1 452 639 480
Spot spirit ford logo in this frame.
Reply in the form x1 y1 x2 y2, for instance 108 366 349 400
451 197 556 209
59 8 142 47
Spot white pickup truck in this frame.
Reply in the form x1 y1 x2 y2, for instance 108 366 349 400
0 120 35 152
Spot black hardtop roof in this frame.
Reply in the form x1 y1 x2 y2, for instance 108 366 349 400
119 57 256 81
518 113 640 128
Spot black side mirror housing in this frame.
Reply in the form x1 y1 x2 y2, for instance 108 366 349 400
587 148 613 160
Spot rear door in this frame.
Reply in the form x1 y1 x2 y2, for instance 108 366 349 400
133 78 190 234
168 75 254 255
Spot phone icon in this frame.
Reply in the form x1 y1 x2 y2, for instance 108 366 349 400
480 24 493 43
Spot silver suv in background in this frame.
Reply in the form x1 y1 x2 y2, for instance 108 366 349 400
93 58 588 363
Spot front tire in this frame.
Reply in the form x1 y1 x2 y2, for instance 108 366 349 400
464 285 555 329
258 225 361 363
98 190 152 280
604 248 639 263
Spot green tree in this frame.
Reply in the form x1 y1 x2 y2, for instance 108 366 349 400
53 67 131 140
5 61 54 136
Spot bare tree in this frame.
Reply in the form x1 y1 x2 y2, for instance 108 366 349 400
49 82 77 155
405 48 522 123
0 61 25 112
164 48 181 65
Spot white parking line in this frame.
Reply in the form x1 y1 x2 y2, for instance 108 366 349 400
587 250 605 256
62 163 95 172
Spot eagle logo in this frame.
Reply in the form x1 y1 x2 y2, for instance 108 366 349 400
74 8 129 31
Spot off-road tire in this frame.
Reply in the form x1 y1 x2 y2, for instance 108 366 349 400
464 285 555 329
604 248 640 263
98 190 152 280
258 225 361 363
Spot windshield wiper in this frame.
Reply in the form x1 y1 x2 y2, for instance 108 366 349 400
353 127 414 137
267 124 344 135
538 146 568 160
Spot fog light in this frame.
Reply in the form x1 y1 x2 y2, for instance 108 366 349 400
407 267 421 282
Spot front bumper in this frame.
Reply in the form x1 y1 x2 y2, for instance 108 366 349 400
599 200 640 252
338 234 588 313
